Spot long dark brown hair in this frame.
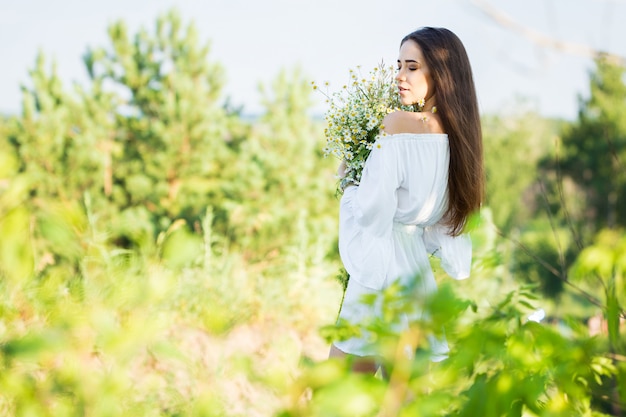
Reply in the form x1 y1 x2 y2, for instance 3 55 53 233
402 27 485 236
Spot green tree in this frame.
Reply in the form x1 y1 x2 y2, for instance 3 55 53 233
13 54 108 205
513 57 626 304
482 109 572 301
542 56 626 237
216 66 337 260
0 116 35 285
83 10 236 247
482 109 561 233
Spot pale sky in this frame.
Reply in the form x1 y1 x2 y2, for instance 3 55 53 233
1 0 625 120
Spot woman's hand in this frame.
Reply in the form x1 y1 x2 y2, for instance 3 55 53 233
337 160 356 192
337 160 347 179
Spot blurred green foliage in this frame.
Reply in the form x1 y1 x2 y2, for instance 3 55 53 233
0 9 625 417
286 282 618 417
541 57 626 236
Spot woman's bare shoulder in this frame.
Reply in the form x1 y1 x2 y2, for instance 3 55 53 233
382 110 445 135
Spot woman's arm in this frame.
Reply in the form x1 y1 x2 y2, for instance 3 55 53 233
341 139 400 237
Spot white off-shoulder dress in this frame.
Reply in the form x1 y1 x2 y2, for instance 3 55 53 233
335 133 472 361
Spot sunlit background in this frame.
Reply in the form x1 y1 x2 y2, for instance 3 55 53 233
1 1 626 416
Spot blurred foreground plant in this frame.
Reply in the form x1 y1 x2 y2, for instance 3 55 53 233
283 277 621 417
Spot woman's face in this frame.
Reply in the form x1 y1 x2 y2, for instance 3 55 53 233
396 39 435 107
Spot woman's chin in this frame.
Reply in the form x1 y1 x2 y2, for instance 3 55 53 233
398 96 414 106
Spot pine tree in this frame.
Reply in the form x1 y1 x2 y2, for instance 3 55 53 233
82 10 236 245
549 56 626 235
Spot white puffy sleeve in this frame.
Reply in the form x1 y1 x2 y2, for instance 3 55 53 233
338 143 400 290
423 223 472 280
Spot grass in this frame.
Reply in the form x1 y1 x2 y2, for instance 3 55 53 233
0 205 344 417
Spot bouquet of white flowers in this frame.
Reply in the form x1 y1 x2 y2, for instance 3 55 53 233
314 63 412 194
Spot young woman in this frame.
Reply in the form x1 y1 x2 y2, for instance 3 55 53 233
330 27 485 373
